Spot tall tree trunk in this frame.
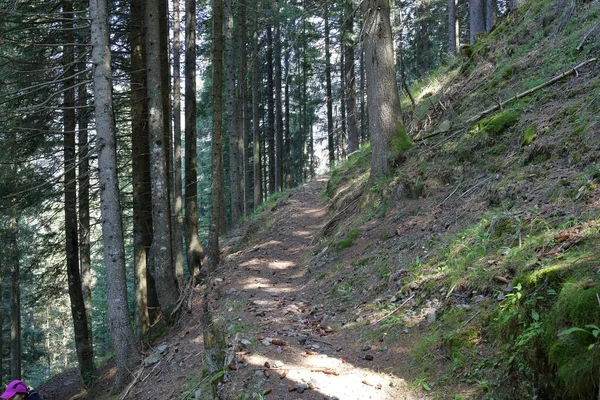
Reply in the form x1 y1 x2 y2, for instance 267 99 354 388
325 3 334 167
360 46 367 142
209 0 224 270
266 25 275 194
344 0 359 153
486 0 496 32
172 0 185 287
63 0 94 381
90 0 140 388
284 45 291 189
448 0 459 55
274 0 283 192
362 0 408 178
252 9 262 209
146 0 180 312
340 50 347 160
225 0 243 225
77 36 93 351
469 0 485 44
9 211 21 380
131 0 158 337
239 0 250 214
185 0 204 278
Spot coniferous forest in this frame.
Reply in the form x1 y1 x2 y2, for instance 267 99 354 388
1 0 599 398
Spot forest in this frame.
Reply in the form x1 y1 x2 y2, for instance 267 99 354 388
1 0 599 398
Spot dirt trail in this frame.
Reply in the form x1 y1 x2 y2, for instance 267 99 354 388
214 178 417 400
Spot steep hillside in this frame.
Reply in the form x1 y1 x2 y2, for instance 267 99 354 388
69 1 598 399
317 0 600 398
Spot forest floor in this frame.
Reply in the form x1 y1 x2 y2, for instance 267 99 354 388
44 177 441 399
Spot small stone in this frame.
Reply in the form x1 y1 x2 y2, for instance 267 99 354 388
362 345 372 351
297 335 308 345
296 383 309 393
272 360 284 368
497 293 505 301
240 339 251 347
157 344 168 353
427 311 436 325
364 354 374 361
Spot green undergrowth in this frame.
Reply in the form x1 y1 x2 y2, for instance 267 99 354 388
322 0 600 397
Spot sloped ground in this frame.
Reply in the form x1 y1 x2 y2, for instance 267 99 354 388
207 178 420 399
44 0 599 398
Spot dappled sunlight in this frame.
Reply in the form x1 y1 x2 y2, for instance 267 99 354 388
268 260 296 269
241 343 406 399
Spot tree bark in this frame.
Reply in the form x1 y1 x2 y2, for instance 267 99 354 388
344 0 359 153
209 0 224 270
284 45 291 189
325 3 334 167
146 0 180 313
90 0 140 387
131 0 157 337
448 0 459 55
362 0 407 178
266 24 275 194
77 32 93 351
172 0 185 287
469 0 485 44
225 0 244 225
185 0 204 278
274 0 283 192
252 9 262 209
486 0 496 33
63 0 95 382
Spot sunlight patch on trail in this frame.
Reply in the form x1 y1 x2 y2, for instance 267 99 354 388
243 348 404 399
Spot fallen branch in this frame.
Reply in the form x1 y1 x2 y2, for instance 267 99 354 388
371 294 415 325
462 311 481 328
120 365 145 400
466 58 598 124
577 22 599 51
436 182 462 208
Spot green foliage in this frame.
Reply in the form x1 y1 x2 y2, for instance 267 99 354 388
336 229 360 251
521 124 537 146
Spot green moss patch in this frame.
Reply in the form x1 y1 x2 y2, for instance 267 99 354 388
471 109 522 137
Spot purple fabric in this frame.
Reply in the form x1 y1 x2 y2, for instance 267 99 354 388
1 380 27 399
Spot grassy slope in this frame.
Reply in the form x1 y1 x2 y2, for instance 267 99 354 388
323 0 600 398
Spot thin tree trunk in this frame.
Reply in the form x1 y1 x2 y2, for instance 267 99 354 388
340 50 347 160
209 0 224 269
266 25 275 194
90 0 140 388
448 0 459 55
284 45 291 189
77 36 93 351
344 0 359 153
325 3 334 167
172 0 185 287
360 44 367 143
146 0 180 312
252 8 262 210
185 0 204 278
239 0 250 214
63 0 94 382
274 0 283 192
